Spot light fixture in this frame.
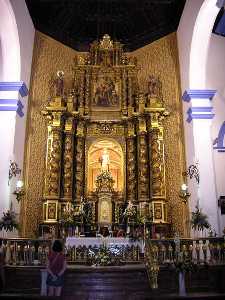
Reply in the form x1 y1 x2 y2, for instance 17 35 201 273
8 160 21 183
179 183 191 204
13 180 25 202
182 164 200 184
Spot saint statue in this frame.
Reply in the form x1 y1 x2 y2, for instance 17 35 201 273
54 71 64 96
147 75 162 99
99 148 110 172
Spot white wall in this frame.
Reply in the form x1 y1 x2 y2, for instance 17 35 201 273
207 33 225 231
0 0 34 217
177 0 224 235
9 0 35 191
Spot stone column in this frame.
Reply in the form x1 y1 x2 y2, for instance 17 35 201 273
182 89 219 233
74 120 85 203
126 121 137 203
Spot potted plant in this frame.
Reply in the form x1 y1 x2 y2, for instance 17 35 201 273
0 210 19 232
191 206 210 237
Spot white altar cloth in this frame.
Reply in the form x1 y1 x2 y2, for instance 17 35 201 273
65 237 144 252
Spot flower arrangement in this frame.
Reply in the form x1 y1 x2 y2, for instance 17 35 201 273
59 207 80 227
96 171 113 181
89 246 112 266
89 245 122 266
95 171 114 192
191 206 210 231
0 210 19 231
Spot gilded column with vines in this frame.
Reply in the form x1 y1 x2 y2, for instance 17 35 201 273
146 76 168 225
43 111 64 223
62 117 75 201
74 120 85 203
126 121 137 203
137 117 149 203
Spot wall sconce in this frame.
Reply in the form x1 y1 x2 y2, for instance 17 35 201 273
179 183 191 204
8 160 21 184
13 180 25 202
182 164 200 184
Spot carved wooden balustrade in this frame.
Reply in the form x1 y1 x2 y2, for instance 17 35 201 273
2 237 225 266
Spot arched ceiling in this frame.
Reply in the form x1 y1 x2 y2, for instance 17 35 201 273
25 0 186 52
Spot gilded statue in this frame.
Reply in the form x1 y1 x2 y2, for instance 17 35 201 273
147 75 161 98
147 75 163 108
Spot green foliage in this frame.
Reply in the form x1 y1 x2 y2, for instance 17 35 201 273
0 210 19 231
191 206 210 231
174 254 195 273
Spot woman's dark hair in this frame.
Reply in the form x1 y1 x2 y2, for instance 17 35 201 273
52 240 63 252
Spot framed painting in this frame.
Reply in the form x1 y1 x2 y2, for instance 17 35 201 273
91 75 121 111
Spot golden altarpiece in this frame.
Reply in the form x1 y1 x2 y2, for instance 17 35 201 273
41 35 169 233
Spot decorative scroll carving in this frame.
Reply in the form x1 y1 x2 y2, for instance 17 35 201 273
87 122 124 136
63 118 74 199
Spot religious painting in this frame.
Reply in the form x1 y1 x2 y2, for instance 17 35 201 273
92 76 120 109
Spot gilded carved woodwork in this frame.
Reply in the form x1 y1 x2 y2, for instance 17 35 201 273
63 118 74 199
74 132 85 202
87 122 124 137
44 112 63 198
137 132 149 202
149 128 166 198
126 136 137 203
22 33 188 236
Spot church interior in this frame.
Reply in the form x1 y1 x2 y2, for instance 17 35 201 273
0 0 225 299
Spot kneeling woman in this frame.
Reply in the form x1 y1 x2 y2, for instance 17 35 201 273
46 240 67 297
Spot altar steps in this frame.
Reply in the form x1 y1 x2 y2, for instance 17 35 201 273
63 266 150 299
2 264 225 299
